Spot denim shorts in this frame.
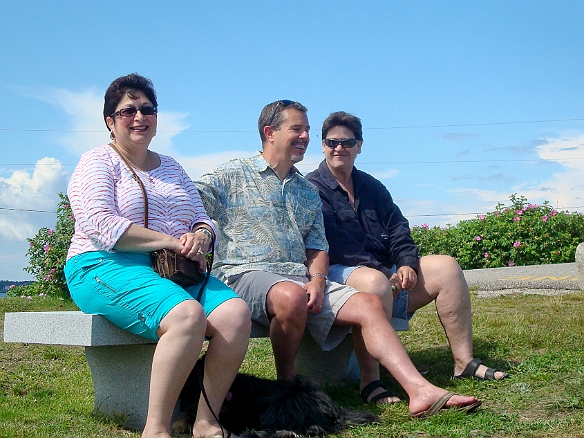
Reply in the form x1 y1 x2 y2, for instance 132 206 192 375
64 251 239 341
328 264 414 321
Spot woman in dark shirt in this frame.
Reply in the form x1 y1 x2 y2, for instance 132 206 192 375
306 112 508 403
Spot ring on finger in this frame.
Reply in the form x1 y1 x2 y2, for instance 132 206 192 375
391 285 397 292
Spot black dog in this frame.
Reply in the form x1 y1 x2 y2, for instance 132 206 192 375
172 357 378 437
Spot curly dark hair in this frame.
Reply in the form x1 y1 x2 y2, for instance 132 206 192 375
103 73 157 131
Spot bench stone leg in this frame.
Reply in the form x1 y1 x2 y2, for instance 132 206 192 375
85 344 156 431
295 334 354 382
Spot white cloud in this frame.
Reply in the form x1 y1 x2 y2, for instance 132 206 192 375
0 158 68 281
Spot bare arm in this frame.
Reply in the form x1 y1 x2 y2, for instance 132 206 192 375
304 249 329 314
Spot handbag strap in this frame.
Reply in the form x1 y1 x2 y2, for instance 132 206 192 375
109 142 215 293
109 142 149 228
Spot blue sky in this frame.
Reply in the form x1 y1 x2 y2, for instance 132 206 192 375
1 1 584 280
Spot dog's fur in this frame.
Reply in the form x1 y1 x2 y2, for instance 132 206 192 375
172 357 378 438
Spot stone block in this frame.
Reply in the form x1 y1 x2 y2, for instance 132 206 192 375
576 242 584 290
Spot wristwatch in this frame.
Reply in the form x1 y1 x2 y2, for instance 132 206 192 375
194 227 213 240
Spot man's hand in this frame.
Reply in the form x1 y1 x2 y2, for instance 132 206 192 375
397 265 417 290
304 276 326 314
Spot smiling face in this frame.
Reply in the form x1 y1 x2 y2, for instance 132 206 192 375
106 90 157 149
322 125 362 173
271 108 310 164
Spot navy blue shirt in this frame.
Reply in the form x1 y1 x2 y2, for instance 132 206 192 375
306 160 419 279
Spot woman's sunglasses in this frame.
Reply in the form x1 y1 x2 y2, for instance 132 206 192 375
112 106 158 118
323 138 359 148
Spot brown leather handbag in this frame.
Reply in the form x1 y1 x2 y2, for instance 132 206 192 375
110 143 213 295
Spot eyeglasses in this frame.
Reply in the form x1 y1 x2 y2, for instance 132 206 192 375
323 138 359 148
267 100 295 126
112 106 158 118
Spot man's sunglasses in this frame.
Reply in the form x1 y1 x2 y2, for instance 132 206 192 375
112 106 158 118
267 100 295 126
323 138 359 148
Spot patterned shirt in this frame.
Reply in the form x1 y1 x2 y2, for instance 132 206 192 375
67 144 216 260
196 152 328 283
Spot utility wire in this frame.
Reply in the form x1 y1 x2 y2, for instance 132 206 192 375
1 117 583 133
3 205 584 218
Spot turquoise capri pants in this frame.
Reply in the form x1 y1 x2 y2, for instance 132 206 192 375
64 251 239 341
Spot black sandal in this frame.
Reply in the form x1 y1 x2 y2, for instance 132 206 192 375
360 380 399 404
454 358 509 380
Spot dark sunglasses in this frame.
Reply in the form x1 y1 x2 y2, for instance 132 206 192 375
323 138 359 148
112 106 158 118
267 100 295 126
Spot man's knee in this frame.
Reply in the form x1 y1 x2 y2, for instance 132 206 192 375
267 281 307 317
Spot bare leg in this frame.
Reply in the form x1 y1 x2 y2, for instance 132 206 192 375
335 292 479 416
266 281 308 380
346 266 400 403
409 255 506 379
142 301 207 438
191 298 251 438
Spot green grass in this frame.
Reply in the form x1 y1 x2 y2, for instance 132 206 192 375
1 292 583 437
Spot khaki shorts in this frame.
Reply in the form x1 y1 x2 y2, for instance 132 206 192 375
229 270 357 351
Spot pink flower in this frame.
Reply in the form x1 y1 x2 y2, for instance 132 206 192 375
484 252 489 258
47 229 54 235
479 215 486 220
513 241 521 247
550 209 558 216
493 211 500 216
475 236 482 241
9 284 15 289
44 244 51 253
50 268 56 274
515 210 523 215
508 261 515 267
421 223 429 228
513 217 521 222
528 203 537 209
45 275 51 281
29 242 34 247
542 215 548 222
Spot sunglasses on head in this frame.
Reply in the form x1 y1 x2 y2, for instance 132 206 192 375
267 100 295 126
112 106 158 118
323 138 359 148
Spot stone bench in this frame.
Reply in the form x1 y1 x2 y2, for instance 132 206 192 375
3 311 407 430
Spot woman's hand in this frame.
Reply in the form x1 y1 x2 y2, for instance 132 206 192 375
179 230 212 270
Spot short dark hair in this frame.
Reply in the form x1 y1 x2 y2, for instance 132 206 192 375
103 73 158 131
258 100 308 142
321 111 363 141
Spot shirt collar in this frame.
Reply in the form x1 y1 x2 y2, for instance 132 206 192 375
317 159 363 191
252 151 301 178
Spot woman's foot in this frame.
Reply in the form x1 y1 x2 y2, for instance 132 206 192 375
360 380 401 404
454 358 509 380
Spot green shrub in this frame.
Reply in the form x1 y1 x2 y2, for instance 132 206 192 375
10 193 74 299
411 194 584 269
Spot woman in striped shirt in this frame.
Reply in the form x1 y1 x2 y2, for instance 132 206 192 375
64 73 250 438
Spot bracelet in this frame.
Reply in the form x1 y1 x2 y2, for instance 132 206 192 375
194 228 213 240
311 273 328 282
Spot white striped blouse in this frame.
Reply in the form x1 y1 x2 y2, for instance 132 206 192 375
66 144 216 260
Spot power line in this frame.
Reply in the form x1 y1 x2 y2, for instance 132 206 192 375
3 205 584 218
1 117 583 134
